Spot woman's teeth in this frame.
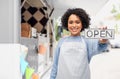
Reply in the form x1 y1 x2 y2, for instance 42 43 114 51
72 27 78 31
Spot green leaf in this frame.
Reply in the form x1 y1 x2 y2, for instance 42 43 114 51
114 13 120 20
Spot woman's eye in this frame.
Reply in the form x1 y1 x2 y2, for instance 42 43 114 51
76 21 80 24
68 21 81 24
68 21 73 24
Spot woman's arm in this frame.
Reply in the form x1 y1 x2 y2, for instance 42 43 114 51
98 39 109 53
50 46 60 79
86 39 109 62
97 26 109 52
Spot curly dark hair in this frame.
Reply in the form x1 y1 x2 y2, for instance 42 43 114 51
61 8 91 32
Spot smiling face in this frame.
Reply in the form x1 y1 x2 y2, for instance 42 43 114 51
68 14 82 36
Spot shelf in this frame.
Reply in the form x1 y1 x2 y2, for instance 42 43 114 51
21 0 27 8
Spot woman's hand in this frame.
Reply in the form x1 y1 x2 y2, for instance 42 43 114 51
99 39 108 44
99 26 108 44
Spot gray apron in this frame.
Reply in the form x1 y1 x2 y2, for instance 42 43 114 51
56 37 90 79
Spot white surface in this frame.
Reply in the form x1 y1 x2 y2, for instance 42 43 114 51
41 68 51 79
0 44 22 79
38 60 52 79
32 27 37 37
90 48 120 79
110 35 120 47
0 0 20 43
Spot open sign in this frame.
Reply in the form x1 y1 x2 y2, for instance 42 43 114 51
84 29 115 39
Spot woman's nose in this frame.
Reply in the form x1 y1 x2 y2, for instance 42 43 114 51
72 23 76 27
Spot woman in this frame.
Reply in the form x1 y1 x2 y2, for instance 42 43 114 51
50 8 108 79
